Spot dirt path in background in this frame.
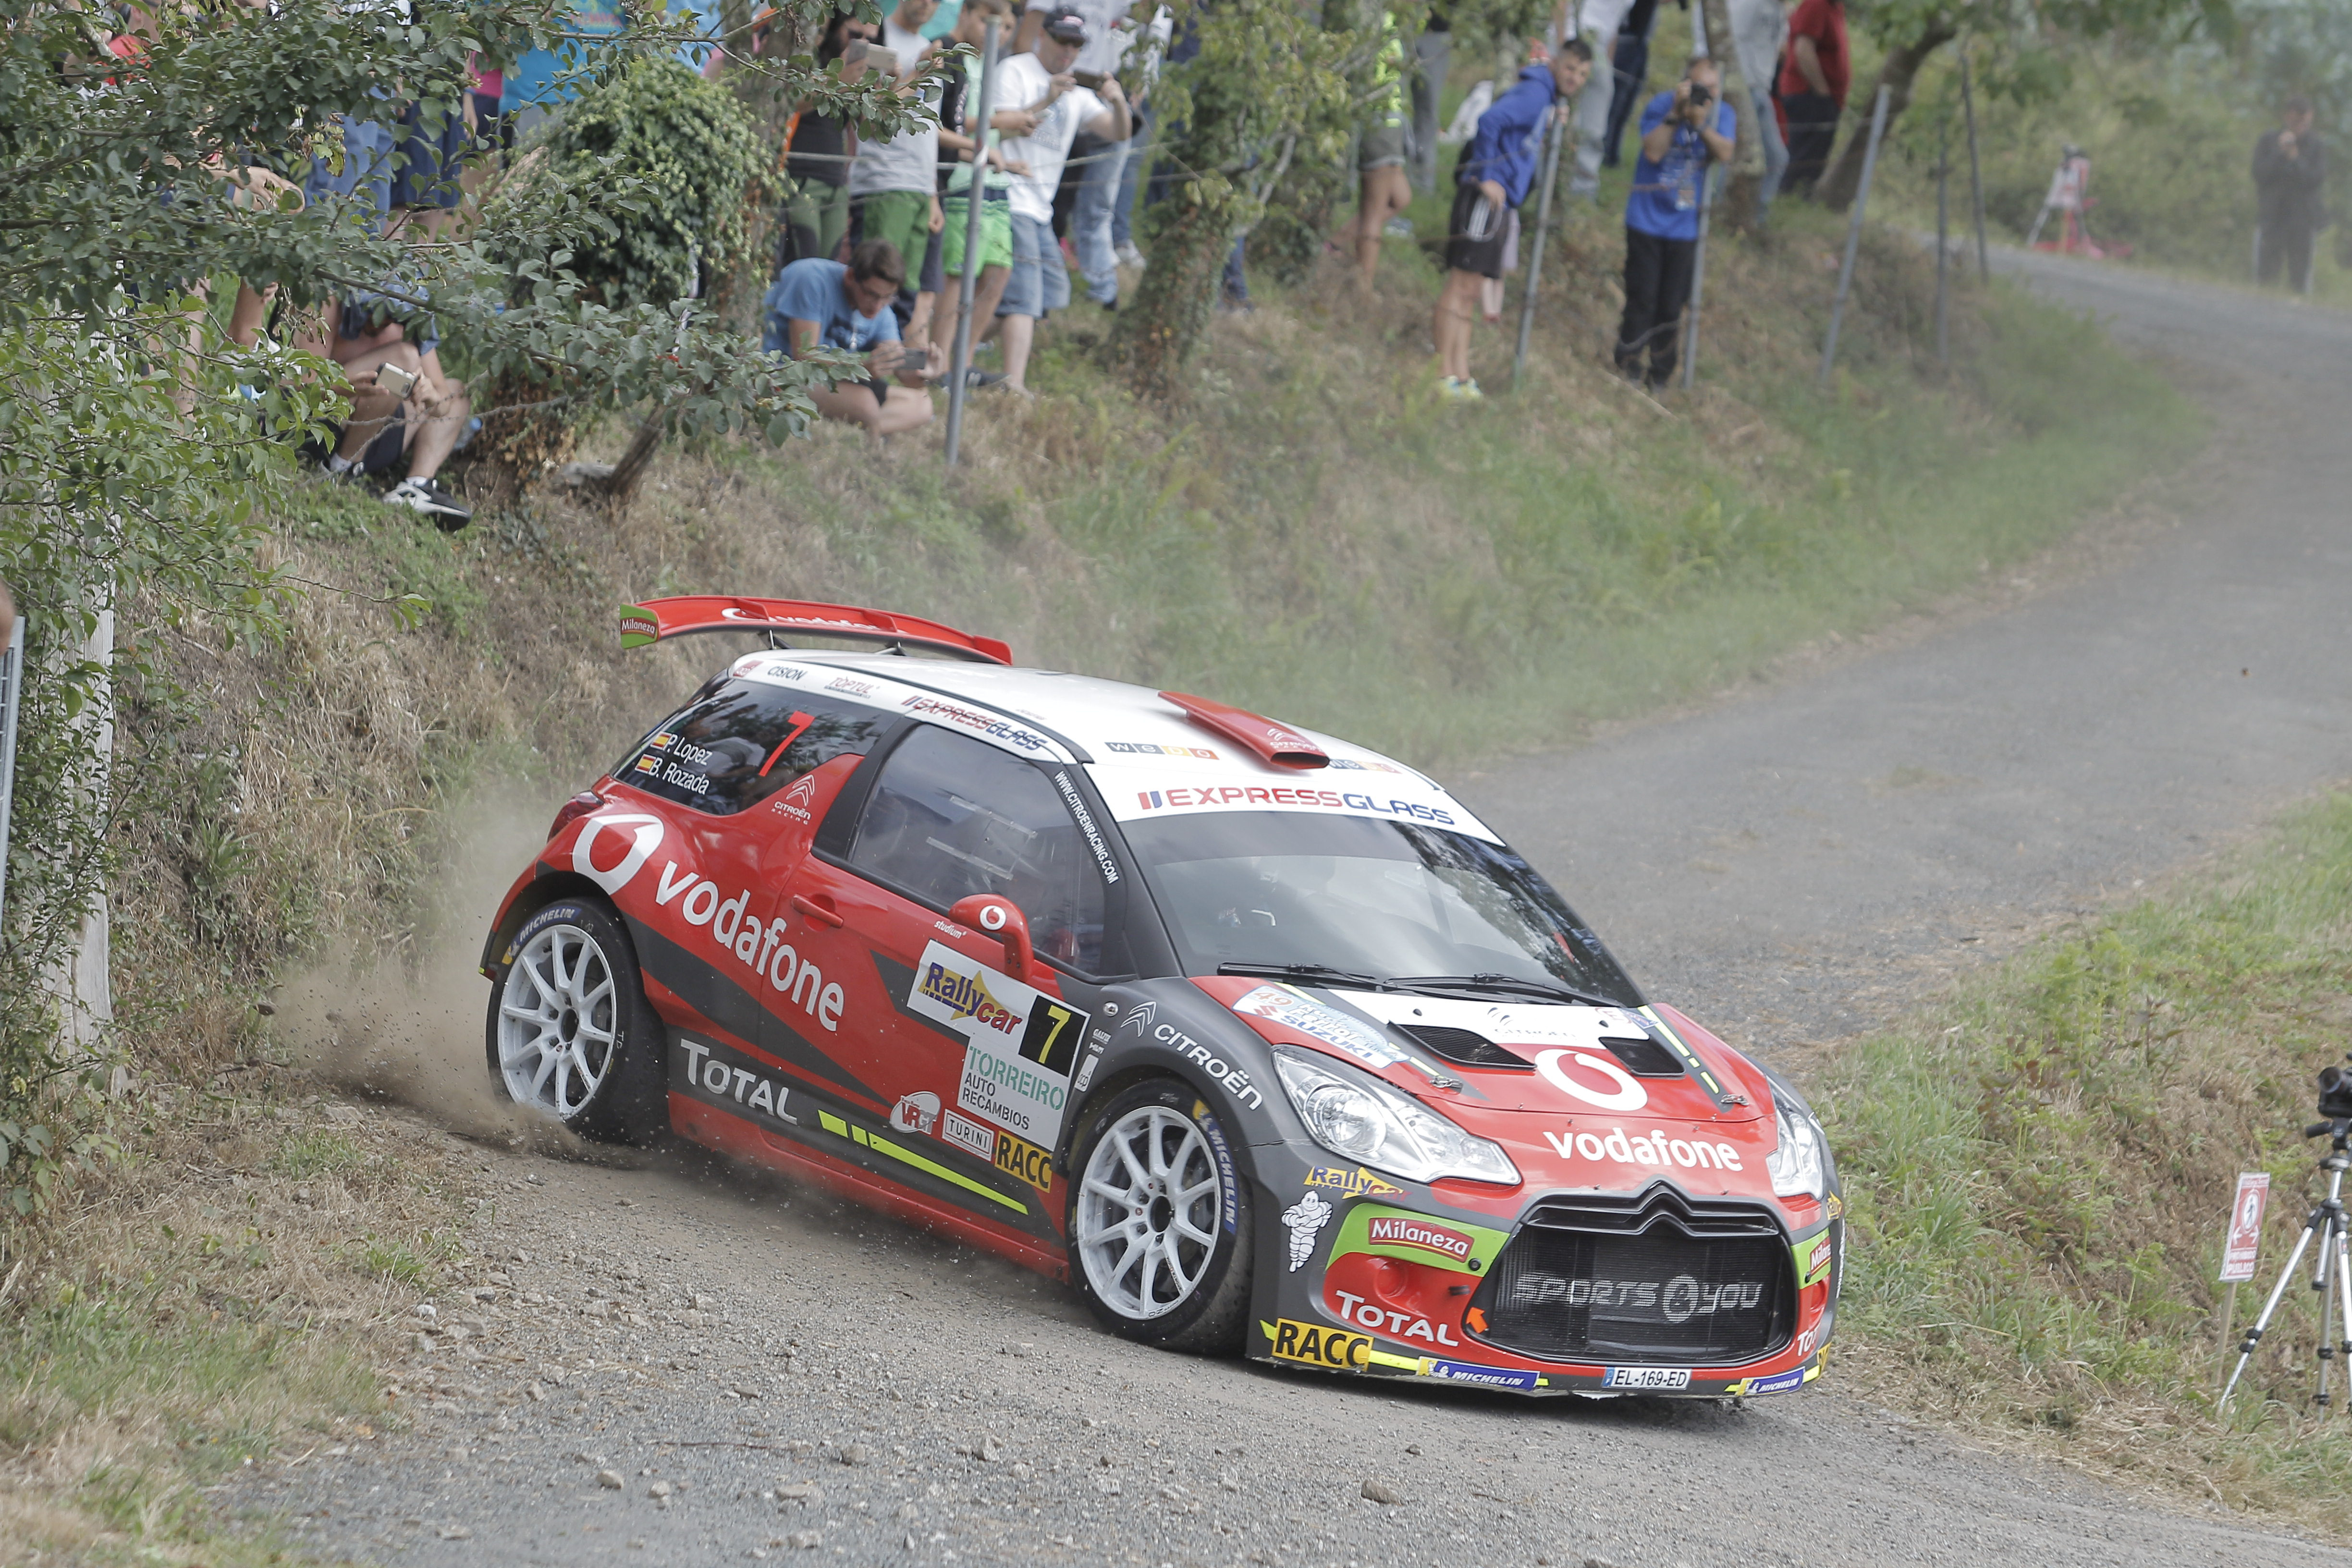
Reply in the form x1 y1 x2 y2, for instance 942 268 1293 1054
227 254 2352 1568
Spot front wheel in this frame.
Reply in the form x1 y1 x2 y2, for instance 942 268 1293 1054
1066 1078 1254 1352
485 897 667 1144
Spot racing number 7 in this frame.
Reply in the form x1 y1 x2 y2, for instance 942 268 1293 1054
1020 1000 1082 1077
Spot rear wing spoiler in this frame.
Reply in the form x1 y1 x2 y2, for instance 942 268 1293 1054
619 596 1014 665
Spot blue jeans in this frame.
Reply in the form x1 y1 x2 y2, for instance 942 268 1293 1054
1112 102 1152 248
1752 88 1790 216
1071 133 1126 303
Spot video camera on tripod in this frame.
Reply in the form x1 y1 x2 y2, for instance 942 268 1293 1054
2219 1053 2352 1413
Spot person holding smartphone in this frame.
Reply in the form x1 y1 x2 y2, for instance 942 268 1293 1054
1431 37 1592 401
1614 56 1734 391
763 240 937 437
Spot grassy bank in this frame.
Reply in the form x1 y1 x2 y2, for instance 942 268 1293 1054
3 205 2201 1559
1823 791 2352 1534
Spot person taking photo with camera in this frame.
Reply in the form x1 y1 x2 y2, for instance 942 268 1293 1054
1613 55 1733 392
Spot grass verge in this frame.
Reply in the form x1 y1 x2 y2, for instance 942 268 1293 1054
1822 791 2352 1534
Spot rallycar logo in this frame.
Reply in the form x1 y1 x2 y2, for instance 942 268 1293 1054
1303 1166 1404 1198
918 961 1022 1035
1134 784 1455 826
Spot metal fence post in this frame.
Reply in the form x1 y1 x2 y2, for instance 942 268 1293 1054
1936 117 1951 363
1816 83 1889 392
1680 161 1717 390
1960 49 1987 284
1511 106 1567 392
0 614 21 925
942 18 999 468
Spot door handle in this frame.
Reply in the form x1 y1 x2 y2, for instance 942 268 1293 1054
791 894 844 929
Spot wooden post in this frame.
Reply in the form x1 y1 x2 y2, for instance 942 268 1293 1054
1816 84 1889 391
943 19 1000 467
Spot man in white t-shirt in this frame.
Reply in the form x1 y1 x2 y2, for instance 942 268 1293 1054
850 0 947 361
1016 0 1139 306
983 9 1127 392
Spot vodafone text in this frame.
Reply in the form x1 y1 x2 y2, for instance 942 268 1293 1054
650 862 845 1031
1542 1126 1743 1172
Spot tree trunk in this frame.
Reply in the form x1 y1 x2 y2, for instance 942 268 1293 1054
1697 0 1762 233
1814 24 1954 212
600 409 668 505
1114 181 1240 399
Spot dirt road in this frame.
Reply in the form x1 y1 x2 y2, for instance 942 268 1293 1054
238 257 2352 1567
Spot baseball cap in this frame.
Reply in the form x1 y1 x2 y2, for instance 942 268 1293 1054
1039 9 1086 42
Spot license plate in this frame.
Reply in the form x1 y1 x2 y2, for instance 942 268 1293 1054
1603 1366 1691 1390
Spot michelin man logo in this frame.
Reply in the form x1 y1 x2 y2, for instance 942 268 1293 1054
1280 1191 1334 1273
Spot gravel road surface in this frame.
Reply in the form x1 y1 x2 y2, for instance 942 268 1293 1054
235 257 2352 1568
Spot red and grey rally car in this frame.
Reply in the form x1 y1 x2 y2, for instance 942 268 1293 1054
481 595 1842 1399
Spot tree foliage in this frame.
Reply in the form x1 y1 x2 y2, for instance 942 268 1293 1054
536 56 770 307
0 0 923 1208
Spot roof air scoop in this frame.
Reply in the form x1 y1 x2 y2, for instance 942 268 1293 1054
1157 691 1330 770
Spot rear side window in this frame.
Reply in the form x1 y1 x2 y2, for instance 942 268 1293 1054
847 725 1108 973
619 680 891 817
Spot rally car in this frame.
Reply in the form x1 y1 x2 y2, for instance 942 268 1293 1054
480 595 1842 1399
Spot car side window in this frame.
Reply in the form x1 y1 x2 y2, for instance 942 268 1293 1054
847 725 1107 973
620 681 890 817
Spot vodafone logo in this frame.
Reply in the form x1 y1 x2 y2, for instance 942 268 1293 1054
571 812 665 894
1535 1049 1648 1112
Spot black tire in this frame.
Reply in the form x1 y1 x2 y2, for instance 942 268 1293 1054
1065 1078 1255 1353
483 897 668 1145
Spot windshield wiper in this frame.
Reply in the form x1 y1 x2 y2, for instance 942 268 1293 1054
1215 961 1387 991
1387 972 1623 1009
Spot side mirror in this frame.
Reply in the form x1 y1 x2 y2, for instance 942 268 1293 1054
946 894 1034 982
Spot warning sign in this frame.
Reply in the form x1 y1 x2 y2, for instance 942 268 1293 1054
2219 1171 2270 1284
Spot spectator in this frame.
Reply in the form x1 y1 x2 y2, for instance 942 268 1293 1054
1018 0 1142 308
986 10 1128 392
1565 0 1637 199
290 294 475 527
1615 56 1733 390
2254 96 2327 294
779 16 880 268
852 0 948 361
1341 16 1412 297
1600 0 1660 170
1773 0 1844 198
1432 38 1592 400
936 0 1023 378
763 241 936 436
1111 4 1174 267
1727 0 1788 218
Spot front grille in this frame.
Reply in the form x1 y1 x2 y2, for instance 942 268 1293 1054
1471 1184 1795 1365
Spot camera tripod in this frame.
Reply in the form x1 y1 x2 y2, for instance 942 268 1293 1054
2219 1119 2352 1413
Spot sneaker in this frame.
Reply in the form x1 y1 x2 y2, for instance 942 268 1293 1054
964 368 1006 390
1438 376 1485 402
1381 217 1415 239
384 474 472 531
1115 242 1146 270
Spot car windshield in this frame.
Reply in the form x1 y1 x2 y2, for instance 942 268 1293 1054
1118 810 1640 1005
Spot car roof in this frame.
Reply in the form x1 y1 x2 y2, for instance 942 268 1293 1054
711 648 1501 843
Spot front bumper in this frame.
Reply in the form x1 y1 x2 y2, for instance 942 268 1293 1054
1246 1148 1841 1399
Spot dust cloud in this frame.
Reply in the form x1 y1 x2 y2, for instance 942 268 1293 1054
270 784 613 1159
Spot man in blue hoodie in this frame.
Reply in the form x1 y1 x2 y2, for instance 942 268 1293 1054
1432 37 1593 400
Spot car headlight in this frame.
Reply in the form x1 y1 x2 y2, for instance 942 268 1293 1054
1765 1096 1827 1199
1272 1046 1520 1186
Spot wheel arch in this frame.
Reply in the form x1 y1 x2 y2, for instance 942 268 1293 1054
479 869 614 977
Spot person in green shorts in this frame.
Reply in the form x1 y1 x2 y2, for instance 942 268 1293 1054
934 0 1022 374
1341 15 1411 297
779 14 877 265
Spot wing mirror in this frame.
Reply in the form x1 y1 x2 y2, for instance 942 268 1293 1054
947 894 1034 982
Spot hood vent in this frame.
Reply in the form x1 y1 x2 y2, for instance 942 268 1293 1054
1394 1024 1532 1070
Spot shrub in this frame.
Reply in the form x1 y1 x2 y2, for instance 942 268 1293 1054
538 59 770 308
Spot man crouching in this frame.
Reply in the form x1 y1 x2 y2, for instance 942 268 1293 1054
763 240 936 437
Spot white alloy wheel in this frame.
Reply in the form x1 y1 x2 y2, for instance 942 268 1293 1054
497 920 620 1120
1076 1104 1225 1320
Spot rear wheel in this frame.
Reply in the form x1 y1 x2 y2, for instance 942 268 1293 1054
1067 1078 1254 1352
485 898 667 1144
